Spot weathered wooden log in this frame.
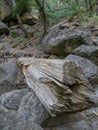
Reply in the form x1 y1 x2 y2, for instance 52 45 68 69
18 58 98 116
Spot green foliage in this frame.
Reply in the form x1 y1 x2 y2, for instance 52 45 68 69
43 0 98 26
11 0 98 26
12 0 32 16
16 0 30 14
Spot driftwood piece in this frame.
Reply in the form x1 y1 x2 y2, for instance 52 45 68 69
18 58 98 116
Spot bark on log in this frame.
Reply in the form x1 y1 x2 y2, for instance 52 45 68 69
18 58 98 116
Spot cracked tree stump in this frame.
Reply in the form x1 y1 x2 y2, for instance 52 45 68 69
18 58 98 116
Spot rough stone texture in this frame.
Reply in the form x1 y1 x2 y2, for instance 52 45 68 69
0 21 9 35
91 36 98 46
72 45 98 65
65 55 98 85
91 27 98 37
0 62 18 95
10 27 24 37
45 108 98 130
42 28 93 56
21 13 37 25
0 89 29 111
0 43 12 58
0 89 49 126
18 92 50 125
0 105 44 130
10 24 35 38
11 50 34 58
0 1 11 21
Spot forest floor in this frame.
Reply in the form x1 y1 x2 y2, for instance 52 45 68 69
0 17 98 62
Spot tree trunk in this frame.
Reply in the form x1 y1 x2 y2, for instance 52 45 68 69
35 0 47 36
96 0 98 14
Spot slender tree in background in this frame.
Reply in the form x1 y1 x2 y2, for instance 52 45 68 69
34 0 47 36
96 0 98 14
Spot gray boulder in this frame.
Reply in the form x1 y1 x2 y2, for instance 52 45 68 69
91 36 98 46
0 1 11 21
0 89 29 111
0 105 44 130
46 107 98 130
0 43 12 58
0 62 18 95
0 88 49 125
72 45 98 65
42 28 93 56
65 55 98 85
0 21 9 35
18 92 49 125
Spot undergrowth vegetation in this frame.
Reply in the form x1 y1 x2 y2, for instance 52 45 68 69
45 0 98 26
8 0 98 35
